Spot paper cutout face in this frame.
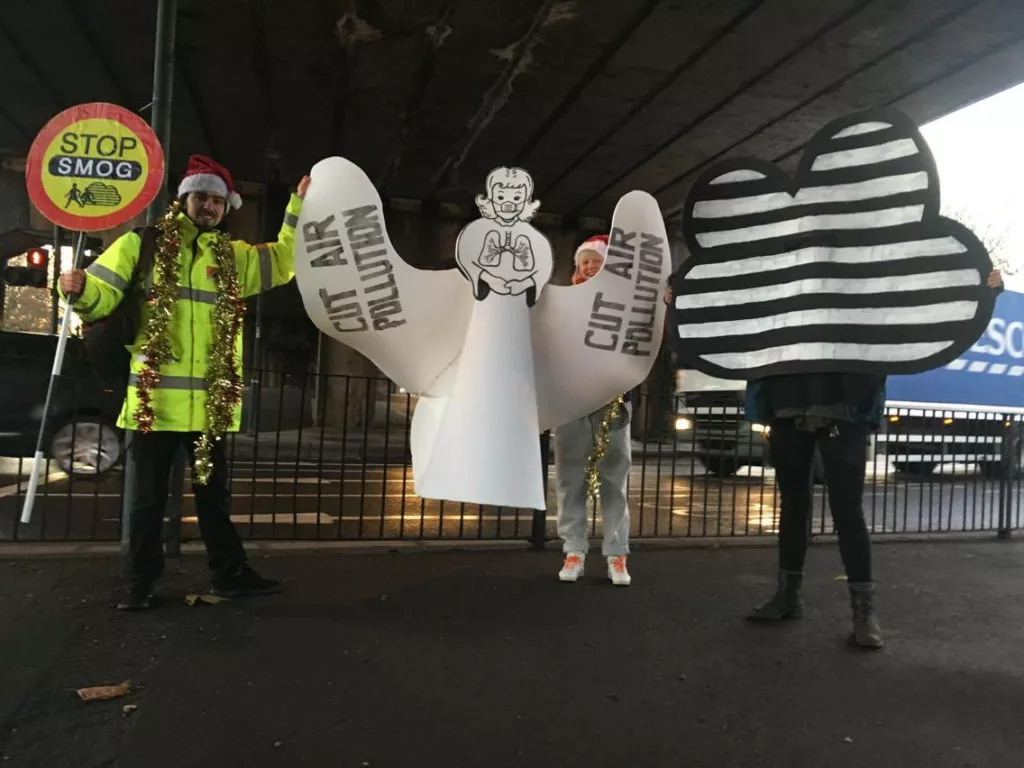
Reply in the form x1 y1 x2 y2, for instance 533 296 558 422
475 166 542 225
669 107 995 380
458 167 553 305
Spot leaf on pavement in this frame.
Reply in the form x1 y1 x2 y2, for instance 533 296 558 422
185 594 229 606
76 680 131 701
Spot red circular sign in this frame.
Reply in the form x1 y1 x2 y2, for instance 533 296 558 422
25 102 165 232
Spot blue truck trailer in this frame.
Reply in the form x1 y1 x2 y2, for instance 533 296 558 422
675 290 1024 477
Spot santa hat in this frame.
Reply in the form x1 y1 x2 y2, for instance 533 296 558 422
574 234 608 264
177 154 243 210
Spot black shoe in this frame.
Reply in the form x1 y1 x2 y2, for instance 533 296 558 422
848 583 884 650
210 566 281 598
747 571 803 621
116 583 155 611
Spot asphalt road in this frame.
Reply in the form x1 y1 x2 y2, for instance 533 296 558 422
4 543 1024 766
1 456 1019 543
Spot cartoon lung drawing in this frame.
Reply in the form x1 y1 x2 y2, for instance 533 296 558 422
669 108 995 380
294 160 670 509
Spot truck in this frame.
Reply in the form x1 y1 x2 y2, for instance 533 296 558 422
675 290 1024 478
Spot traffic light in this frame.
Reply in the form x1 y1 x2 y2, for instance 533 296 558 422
3 247 50 288
26 247 48 269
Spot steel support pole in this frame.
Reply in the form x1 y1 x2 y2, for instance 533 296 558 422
50 225 61 333
247 184 270 432
531 431 551 550
123 0 178 561
997 420 1014 540
146 0 177 225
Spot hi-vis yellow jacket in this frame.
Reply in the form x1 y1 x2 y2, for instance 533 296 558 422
67 195 303 432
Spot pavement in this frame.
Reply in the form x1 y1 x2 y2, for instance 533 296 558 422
2 540 1024 767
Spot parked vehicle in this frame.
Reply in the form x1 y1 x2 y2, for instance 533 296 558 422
0 330 124 478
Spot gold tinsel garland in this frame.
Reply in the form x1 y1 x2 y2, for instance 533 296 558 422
584 394 625 502
192 233 245 485
132 202 245 486
133 202 184 433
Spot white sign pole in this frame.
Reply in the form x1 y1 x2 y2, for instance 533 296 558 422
21 231 87 524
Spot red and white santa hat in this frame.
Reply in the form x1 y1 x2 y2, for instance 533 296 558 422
574 234 608 264
177 154 243 210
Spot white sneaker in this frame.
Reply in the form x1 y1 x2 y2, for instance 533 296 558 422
607 555 631 587
558 552 586 582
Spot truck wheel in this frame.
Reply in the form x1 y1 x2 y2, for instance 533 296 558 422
980 462 1006 479
893 461 935 476
703 456 738 477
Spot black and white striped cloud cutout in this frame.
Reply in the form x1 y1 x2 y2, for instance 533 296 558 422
669 108 995 380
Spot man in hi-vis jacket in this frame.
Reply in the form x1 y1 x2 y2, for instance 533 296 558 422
60 154 310 610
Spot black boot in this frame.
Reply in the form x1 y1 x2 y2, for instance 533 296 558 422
116 582 155 611
747 571 803 621
210 565 281 598
849 583 884 649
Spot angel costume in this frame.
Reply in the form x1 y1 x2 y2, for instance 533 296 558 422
418 169 553 508
293 159 670 511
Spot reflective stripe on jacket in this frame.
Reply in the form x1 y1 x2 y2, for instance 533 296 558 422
67 195 303 431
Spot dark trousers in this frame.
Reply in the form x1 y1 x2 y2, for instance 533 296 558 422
769 419 873 583
127 431 247 586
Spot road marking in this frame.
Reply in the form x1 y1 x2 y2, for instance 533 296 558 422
158 513 554 525
232 477 334 485
34 490 716 501
185 513 337 525
0 476 337 497
0 472 66 498
99 513 552 525
17 483 1003 503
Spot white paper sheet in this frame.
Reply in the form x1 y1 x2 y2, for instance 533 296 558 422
532 190 671 431
294 157 473 397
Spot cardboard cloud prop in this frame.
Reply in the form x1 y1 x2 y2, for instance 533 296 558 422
669 108 995 380
295 158 670 509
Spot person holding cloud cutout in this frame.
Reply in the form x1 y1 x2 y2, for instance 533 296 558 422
667 107 1002 649
555 235 633 587
745 268 1003 649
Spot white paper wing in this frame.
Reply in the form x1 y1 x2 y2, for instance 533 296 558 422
295 157 473 396
531 191 671 432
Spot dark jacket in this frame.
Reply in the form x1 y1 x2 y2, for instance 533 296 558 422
744 373 887 429
742 280 1003 428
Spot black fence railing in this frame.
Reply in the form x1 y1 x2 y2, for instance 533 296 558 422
1 368 1021 544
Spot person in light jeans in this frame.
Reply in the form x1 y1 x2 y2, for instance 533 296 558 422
554 235 633 586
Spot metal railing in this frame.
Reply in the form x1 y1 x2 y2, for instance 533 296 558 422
1 368 1021 545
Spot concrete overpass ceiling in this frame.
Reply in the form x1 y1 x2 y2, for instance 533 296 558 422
0 0 1022 219
647 0 1024 217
